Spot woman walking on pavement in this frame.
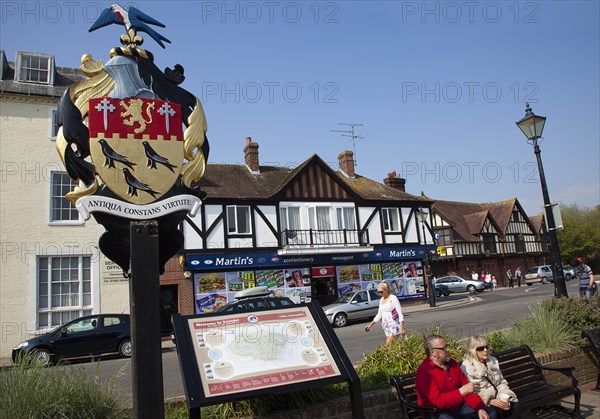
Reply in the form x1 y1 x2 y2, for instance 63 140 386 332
365 281 405 345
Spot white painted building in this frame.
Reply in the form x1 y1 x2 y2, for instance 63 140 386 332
0 51 129 360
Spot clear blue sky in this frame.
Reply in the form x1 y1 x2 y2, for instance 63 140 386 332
2 1 598 215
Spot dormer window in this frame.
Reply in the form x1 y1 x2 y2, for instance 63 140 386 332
436 228 453 246
15 52 54 84
481 233 497 254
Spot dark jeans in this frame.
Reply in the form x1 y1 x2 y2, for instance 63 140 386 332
437 403 501 419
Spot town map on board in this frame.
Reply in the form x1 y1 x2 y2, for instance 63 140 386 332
187 306 341 397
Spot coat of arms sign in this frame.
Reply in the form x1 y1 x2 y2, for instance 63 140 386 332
56 4 209 273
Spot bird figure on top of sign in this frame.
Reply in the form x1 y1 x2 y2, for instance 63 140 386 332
56 3 209 274
89 4 172 49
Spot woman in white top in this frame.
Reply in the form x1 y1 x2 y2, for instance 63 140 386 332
364 281 405 344
461 335 520 418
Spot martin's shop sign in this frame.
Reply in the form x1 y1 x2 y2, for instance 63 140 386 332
187 245 437 271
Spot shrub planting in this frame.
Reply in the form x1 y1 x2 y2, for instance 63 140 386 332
0 358 129 419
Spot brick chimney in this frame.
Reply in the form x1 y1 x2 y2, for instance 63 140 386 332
384 171 406 192
244 137 260 174
338 150 355 178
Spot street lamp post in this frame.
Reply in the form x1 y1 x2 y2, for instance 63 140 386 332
516 103 568 298
417 208 436 307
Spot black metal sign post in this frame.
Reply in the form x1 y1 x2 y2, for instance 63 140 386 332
130 221 164 419
56 6 208 418
172 301 364 419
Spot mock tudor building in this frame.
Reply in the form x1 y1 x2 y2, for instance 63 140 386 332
430 198 548 284
181 138 436 312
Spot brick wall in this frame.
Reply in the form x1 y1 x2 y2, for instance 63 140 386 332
160 256 195 315
536 346 598 388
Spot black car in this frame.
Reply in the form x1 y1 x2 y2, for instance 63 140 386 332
12 314 131 365
215 286 296 313
170 287 296 345
216 296 295 312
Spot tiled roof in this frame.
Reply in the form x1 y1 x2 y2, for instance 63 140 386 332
529 214 545 233
432 198 518 242
336 173 430 203
0 59 84 98
433 200 487 242
199 164 293 200
485 198 517 232
463 210 490 234
198 154 431 204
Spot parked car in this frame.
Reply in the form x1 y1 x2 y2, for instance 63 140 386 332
171 287 296 345
216 296 295 312
563 267 577 281
12 314 131 366
434 283 451 297
434 275 486 297
525 265 555 286
323 289 381 327
215 286 295 313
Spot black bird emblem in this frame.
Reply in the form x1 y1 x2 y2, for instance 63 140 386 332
142 141 178 172
122 168 158 198
99 139 136 169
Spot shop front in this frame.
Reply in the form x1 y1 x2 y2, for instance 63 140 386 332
186 245 436 314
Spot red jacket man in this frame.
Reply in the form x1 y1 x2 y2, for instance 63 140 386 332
416 335 493 419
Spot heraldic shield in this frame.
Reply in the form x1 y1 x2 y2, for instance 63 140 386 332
89 97 184 205
55 14 209 274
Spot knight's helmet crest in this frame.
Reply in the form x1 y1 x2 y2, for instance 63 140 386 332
56 3 208 273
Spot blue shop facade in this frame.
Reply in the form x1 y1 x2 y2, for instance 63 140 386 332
182 146 436 313
186 244 436 312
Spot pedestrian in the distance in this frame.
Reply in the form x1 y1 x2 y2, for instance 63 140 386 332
573 257 595 298
515 267 522 287
506 269 513 288
492 275 497 291
484 271 492 290
365 281 405 345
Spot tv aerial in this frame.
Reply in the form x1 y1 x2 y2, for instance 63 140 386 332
330 123 366 166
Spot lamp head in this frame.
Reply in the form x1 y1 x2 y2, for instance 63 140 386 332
516 103 546 141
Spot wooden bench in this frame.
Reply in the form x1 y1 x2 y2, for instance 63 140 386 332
390 373 437 419
582 327 600 391
482 345 580 415
390 344 580 417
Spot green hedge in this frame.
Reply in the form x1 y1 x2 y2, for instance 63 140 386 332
488 295 600 354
